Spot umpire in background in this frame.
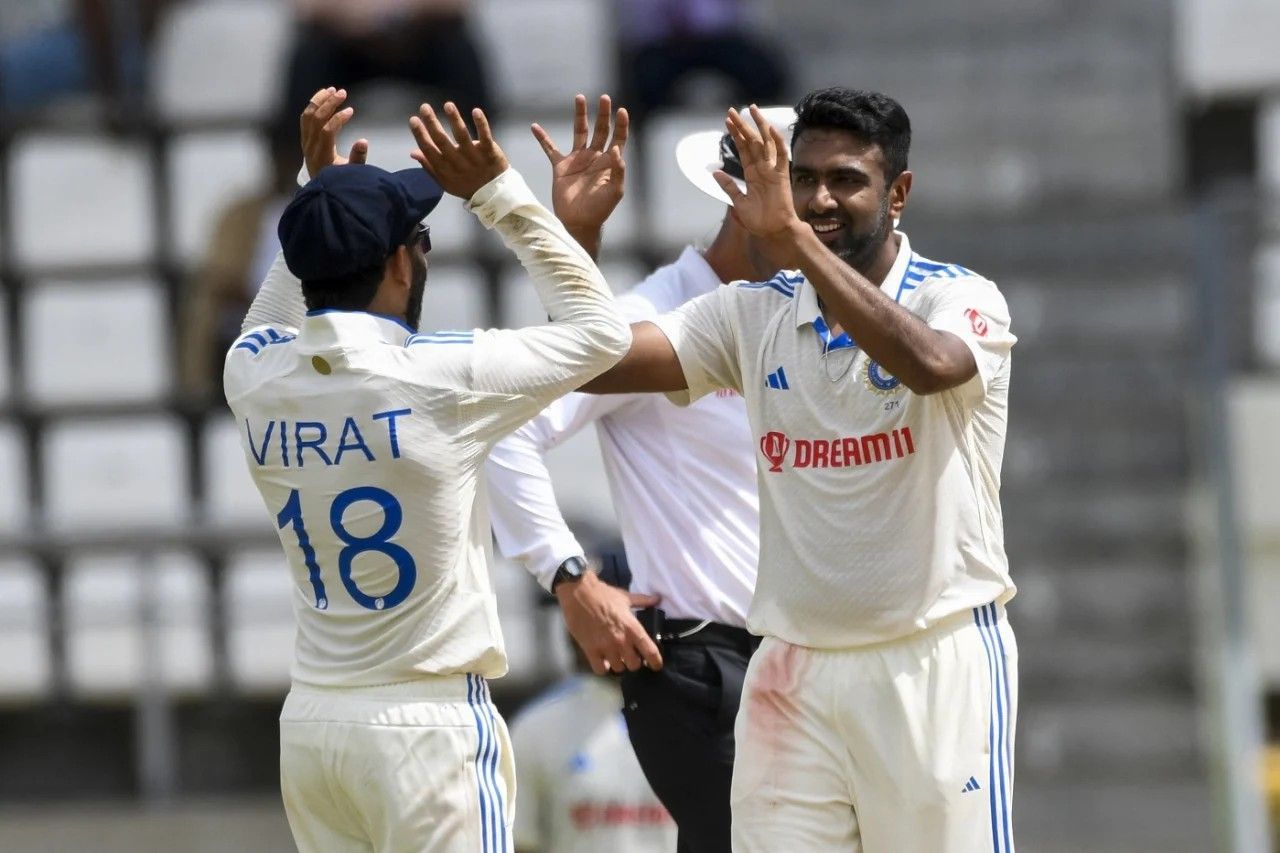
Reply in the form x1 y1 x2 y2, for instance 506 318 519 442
487 103 793 852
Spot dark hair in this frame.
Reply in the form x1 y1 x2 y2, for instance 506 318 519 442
301 263 384 312
792 88 911 181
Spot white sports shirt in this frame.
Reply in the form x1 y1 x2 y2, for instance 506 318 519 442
223 169 631 687
651 231 1016 649
510 675 676 853
487 248 759 625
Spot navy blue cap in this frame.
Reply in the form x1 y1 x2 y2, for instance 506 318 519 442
278 164 444 281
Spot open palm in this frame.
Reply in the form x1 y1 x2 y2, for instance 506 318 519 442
536 94 629 232
713 106 801 241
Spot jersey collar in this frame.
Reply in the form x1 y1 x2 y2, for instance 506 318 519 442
299 308 415 349
794 230 914 349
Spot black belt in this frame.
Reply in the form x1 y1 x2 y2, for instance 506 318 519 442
661 618 760 656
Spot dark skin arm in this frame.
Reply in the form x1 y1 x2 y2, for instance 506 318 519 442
578 321 687 393
714 106 977 396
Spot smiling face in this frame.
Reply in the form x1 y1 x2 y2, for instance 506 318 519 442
790 128 911 280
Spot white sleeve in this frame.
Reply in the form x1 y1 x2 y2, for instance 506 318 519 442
921 276 1016 404
649 286 743 406
239 249 304 336
486 391 636 591
408 168 631 442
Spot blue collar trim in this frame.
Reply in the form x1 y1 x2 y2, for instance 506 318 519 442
305 308 415 334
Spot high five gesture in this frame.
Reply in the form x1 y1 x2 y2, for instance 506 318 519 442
409 102 511 199
713 105 806 266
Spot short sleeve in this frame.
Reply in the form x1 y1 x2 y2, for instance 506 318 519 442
649 286 743 406
921 276 1015 403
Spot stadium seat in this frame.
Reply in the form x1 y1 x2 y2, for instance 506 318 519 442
223 551 296 694
0 560 52 700
0 293 9 402
498 259 647 329
342 123 479 256
473 0 614 114
421 264 490 331
8 134 155 270
42 417 189 531
167 131 270 267
63 552 213 698
201 415 272 531
644 111 736 251
0 421 27 535
149 0 292 126
494 118 643 250
21 278 170 406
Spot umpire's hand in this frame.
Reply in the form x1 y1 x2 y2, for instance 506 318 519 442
409 102 511 199
556 572 663 674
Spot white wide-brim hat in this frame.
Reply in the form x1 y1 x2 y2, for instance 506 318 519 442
675 105 797 205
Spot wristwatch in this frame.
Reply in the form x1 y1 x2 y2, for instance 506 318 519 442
550 556 592 592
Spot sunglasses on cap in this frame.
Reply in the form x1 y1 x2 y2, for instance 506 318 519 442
411 221 431 254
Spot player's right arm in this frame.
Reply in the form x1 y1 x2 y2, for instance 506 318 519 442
408 102 631 436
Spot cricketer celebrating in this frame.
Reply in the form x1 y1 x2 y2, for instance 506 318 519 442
223 88 630 852
585 88 1019 852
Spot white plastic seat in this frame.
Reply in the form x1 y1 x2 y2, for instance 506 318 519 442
495 118 643 249
349 123 478 256
645 111 735 250
0 293 9 402
0 421 27 535
22 279 170 405
421 264 490 331
0 560 52 700
498 260 647 329
150 0 292 125
201 414 272 531
8 134 155 269
224 550 296 694
63 552 212 698
168 131 270 267
473 0 614 114
43 417 188 531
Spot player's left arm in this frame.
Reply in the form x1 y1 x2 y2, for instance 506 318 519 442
714 106 980 396
240 87 370 335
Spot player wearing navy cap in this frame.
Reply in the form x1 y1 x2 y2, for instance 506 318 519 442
223 87 631 853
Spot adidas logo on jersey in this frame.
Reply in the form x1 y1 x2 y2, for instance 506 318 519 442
765 367 790 390
961 776 982 793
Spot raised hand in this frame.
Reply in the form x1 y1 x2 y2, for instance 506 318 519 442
300 87 369 179
535 94 628 233
713 105 804 253
409 102 510 199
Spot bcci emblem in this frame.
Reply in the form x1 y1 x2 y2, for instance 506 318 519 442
865 360 902 394
759 431 790 472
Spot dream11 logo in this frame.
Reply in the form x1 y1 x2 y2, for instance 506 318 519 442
759 431 790 472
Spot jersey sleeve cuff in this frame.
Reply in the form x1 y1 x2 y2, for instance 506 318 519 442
465 168 534 229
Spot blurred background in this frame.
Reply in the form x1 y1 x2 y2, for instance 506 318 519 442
0 0 1278 851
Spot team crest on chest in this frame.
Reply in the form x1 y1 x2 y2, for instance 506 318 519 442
864 360 902 394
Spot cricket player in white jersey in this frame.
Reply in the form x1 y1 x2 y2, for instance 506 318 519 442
486 108 794 853
583 88 1018 852
222 87 631 852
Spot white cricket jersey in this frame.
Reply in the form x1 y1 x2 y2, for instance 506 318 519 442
487 248 759 625
651 231 1016 649
510 675 676 853
222 169 631 687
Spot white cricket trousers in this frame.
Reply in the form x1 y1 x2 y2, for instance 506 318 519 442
731 602 1017 853
279 674 515 853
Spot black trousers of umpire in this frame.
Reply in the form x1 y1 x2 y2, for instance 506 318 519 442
620 622 760 853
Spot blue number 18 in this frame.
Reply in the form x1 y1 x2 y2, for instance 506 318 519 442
276 485 417 611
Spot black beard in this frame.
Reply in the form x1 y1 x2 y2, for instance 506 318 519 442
830 193 893 276
406 253 427 331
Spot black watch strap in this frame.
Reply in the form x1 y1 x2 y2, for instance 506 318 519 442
551 556 591 592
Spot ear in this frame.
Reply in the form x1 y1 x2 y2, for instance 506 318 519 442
388 245 413 292
889 170 912 221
